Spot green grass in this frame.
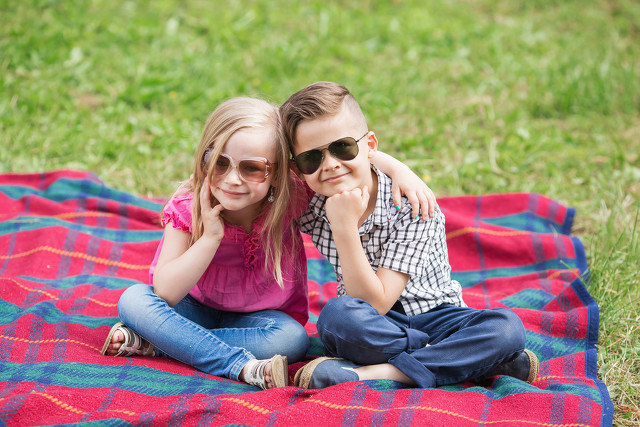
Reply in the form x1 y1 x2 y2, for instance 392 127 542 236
1 0 639 424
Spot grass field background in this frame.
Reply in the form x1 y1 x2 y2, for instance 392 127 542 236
1 0 639 424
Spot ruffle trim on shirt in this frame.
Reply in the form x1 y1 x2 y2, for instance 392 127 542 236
161 212 192 233
223 219 265 270
159 191 197 233
161 201 193 233
243 231 261 268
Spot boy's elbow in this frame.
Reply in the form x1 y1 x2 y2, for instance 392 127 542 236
373 302 393 316
367 297 395 316
348 287 399 315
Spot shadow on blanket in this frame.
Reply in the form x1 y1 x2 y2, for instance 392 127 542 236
0 170 613 426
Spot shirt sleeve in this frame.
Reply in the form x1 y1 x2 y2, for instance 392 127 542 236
379 206 443 277
161 192 193 233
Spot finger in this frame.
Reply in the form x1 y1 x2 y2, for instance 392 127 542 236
361 186 369 207
391 185 402 212
418 189 434 220
406 193 420 220
425 189 436 219
200 184 212 212
419 196 429 221
211 203 225 216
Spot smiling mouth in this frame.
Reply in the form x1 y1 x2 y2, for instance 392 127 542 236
323 173 348 183
221 189 245 197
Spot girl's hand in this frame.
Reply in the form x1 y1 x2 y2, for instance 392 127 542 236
326 186 369 230
369 151 436 220
200 183 225 242
392 174 436 220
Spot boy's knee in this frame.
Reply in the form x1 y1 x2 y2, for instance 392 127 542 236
317 296 379 350
321 296 352 313
317 297 361 334
489 308 526 352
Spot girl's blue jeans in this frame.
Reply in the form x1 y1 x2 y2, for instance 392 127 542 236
117 283 310 381
317 296 526 389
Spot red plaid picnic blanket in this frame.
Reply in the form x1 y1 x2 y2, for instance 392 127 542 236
0 170 612 426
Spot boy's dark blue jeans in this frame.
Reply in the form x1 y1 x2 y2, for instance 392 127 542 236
316 296 526 389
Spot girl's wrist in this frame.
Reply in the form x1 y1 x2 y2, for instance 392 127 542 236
197 234 223 250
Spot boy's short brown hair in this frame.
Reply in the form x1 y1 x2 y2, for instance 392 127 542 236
280 81 366 150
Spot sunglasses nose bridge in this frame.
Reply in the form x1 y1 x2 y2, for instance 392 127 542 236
318 146 342 169
222 162 244 183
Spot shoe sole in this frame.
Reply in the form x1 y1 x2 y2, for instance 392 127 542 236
524 349 539 383
271 354 288 388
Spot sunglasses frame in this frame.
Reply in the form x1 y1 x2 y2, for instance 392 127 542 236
293 131 369 175
203 150 275 183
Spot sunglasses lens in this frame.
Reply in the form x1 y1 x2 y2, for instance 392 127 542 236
214 156 231 175
239 160 268 182
295 137 360 174
295 150 324 175
328 138 359 161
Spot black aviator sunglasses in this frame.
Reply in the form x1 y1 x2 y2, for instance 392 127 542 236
292 131 368 175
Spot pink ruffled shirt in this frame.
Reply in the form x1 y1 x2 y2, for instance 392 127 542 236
149 177 310 325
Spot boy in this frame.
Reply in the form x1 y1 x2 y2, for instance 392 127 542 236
280 81 538 389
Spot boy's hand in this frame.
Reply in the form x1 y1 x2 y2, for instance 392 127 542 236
326 186 370 229
200 184 225 242
392 175 436 220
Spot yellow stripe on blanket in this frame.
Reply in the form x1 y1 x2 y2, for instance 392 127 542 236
0 246 150 270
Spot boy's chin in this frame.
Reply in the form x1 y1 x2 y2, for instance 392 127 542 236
319 183 361 198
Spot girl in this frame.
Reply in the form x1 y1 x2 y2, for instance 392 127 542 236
102 97 308 390
102 97 435 390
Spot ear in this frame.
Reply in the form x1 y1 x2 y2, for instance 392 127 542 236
367 132 379 159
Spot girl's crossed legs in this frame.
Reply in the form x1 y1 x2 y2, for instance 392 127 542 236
107 283 309 385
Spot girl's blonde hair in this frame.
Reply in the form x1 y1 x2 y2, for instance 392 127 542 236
167 97 295 288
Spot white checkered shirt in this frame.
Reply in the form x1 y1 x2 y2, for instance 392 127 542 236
297 166 466 316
